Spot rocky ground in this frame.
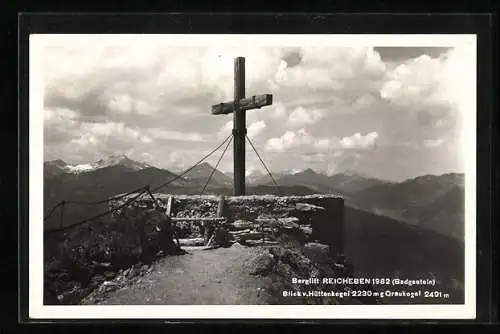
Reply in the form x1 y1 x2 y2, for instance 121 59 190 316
82 244 274 305
80 236 380 305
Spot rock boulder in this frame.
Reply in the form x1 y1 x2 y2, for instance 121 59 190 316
302 242 331 263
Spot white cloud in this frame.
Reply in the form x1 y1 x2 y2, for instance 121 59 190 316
140 136 152 144
380 47 474 117
338 132 379 150
81 122 148 143
107 94 133 114
217 121 233 139
274 60 288 83
380 54 443 105
148 128 205 142
272 102 287 119
217 119 267 141
265 128 379 154
287 106 323 127
273 47 386 96
134 100 156 115
44 107 78 122
245 164 260 177
265 130 301 152
166 151 189 170
314 139 330 151
71 133 98 147
423 138 444 148
247 121 267 138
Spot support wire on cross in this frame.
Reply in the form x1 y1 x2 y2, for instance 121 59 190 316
246 134 281 196
200 136 233 195
151 134 232 193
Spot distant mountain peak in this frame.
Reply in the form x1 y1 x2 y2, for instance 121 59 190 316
46 159 67 167
95 153 130 163
89 154 151 171
198 162 214 169
292 168 319 176
341 169 359 176
45 154 153 175
302 168 317 174
335 169 373 178
182 161 231 186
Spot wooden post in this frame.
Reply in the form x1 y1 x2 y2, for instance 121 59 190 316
204 196 226 244
166 196 173 217
204 225 212 244
216 195 225 217
233 57 246 196
164 196 179 248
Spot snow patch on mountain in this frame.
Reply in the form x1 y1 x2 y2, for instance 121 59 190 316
46 154 154 174
66 163 95 173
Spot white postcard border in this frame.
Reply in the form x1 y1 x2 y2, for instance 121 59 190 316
29 34 477 320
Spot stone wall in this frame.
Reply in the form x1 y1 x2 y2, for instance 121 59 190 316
117 194 345 257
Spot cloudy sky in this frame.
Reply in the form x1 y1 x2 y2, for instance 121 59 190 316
39 36 475 181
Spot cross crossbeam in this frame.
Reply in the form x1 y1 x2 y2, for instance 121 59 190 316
211 57 273 196
211 94 273 115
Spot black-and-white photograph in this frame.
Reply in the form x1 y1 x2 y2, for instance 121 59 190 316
30 34 476 319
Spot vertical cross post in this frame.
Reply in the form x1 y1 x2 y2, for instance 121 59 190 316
233 57 246 196
211 57 273 196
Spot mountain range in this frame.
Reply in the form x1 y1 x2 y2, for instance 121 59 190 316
44 154 152 176
181 162 232 187
348 172 465 240
43 154 465 241
255 168 386 195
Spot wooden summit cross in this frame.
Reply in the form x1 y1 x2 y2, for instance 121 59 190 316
211 57 273 196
